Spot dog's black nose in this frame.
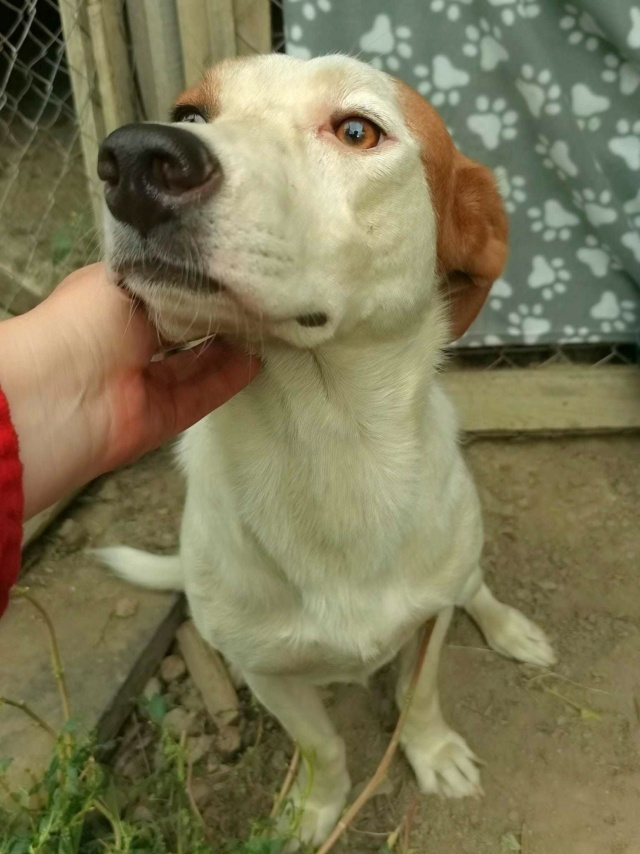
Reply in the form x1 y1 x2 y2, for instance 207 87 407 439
97 123 221 235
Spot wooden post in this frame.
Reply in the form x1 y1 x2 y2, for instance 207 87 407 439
58 0 105 229
87 0 137 134
125 0 185 120
176 0 236 89
233 0 271 55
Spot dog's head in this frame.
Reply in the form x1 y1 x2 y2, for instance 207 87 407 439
99 54 507 347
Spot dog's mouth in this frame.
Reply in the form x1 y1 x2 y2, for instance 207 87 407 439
114 260 329 332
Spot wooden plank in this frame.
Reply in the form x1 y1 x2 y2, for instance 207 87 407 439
443 365 640 434
87 0 137 134
125 0 185 120
177 0 236 87
207 0 238 63
0 555 182 795
233 0 271 55
58 0 105 229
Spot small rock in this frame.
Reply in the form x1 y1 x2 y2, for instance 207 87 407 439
114 598 138 619
58 518 85 549
162 708 199 736
99 479 120 500
214 725 241 759
182 688 206 713
187 734 214 765
143 677 162 700
160 654 187 683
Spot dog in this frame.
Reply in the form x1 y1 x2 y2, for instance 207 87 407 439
97 54 556 847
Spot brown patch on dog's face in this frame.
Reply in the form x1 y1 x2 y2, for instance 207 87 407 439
172 58 246 121
394 79 508 340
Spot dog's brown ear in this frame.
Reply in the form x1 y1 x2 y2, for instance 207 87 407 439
395 80 508 340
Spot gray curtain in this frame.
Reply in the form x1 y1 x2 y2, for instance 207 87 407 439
283 0 640 349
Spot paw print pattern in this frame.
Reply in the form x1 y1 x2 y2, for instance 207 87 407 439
527 200 580 241
286 23 311 59
623 190 640 230
527 256 570 300
415 56 470 107
467 97 518 151
463 19 509 71
489 277 514 311
516 66 562 118
608 120 640 170
299 0 332 19
571 188 618 227
559 4 605 51
571 84 611 131
577 235 622 278
494 166 527 213
560 325 599 344
601 54 640 96
485 0 541 27
430 0 473 22
535 136 579 181
507 304 551 344
359 16 412 72
589 291 636 334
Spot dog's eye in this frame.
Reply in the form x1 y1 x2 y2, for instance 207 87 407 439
172 106 207 124
334 117 381 150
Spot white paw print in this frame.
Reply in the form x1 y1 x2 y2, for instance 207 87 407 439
494 166 527 213
489 277 514 311
430 0 473 22
559 4 605 51
623 189 640 229
535 135 579 181
527 199 580 241
463 19 509 71
467 96 518 151
516 66 562 118
590 291 636 334
560 325 598 344
601 54 640 96
299 0 332 19
507 304 551 344
359 16 412 71
415 56 470 107
485 0 540 27
286 24 311 59
608 119 640 170
571 188 618 227
577 235 622 278
571 84 610 132
527 256 570 300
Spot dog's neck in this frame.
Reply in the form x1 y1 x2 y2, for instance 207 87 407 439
258 310 447 440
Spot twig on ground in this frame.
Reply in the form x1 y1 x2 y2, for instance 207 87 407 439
270 746 300 819
0 696 58 741
315 620 435 854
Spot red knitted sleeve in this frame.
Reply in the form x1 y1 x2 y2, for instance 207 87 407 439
0 385 23 618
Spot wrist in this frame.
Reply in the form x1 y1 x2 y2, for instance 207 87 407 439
0 306 108 518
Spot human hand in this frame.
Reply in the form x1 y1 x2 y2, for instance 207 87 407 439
0 263 259 518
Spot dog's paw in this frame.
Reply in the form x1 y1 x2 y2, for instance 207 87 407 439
404 727 482 799
481 605 557 667
278 773 350 851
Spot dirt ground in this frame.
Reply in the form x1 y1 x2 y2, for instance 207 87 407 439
29 434 640 853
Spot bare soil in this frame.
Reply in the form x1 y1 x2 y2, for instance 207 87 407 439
33 434 640 853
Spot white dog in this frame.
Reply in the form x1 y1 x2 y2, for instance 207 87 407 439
98 54 556 847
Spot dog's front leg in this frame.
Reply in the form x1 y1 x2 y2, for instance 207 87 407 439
397 608 482 798
245 672 350 848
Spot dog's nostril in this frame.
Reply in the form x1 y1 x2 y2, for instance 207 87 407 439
97 150 119 186
297 313 329 328
150 155 213 194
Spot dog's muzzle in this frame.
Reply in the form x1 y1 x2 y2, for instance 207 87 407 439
97 123 220 235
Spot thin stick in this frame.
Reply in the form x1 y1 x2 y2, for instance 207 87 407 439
270 746 301 818
0 697 58 741
12 588 71 721
316 620 435 854
185 756 206 828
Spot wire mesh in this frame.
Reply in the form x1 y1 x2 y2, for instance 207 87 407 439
0 0 105 317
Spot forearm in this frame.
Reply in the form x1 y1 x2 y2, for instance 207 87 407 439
0 309 103 519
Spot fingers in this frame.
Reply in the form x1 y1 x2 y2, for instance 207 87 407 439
147 341 260 438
